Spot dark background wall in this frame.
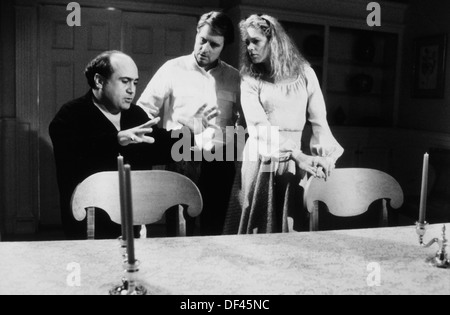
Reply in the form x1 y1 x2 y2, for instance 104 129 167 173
398 0 450 133
0 0 16 119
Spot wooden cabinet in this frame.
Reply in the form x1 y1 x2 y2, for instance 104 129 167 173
283 22 326 85
283 22 401 128
226 1 407 128
326 28 399 127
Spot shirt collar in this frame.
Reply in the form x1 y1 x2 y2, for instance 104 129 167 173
189 53 223 74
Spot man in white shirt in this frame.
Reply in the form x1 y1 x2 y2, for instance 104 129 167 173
137 11 242 236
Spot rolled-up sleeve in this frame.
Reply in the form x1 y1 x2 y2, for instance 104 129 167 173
137 62 172 119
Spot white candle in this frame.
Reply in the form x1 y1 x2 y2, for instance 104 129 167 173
124 165 136 264
419 153 429 224
117 155 127 240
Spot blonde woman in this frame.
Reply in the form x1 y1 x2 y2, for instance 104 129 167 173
238 14 344 234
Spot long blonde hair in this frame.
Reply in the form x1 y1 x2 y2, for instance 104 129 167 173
240 14 309 82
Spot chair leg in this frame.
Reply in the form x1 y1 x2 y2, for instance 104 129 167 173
381 199 388 227
87 207 95 240
177 205 186 237
140 225 147 239
310 202 319 231
287 217 294 232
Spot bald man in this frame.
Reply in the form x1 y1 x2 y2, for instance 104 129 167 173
50 51 217 239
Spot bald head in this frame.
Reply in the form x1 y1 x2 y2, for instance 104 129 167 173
109 53 138 77
88 51 140 114
85 51 137 89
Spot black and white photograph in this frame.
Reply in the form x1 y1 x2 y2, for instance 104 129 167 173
0 0 449 299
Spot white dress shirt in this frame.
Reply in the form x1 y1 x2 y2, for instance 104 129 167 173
137 54 241 152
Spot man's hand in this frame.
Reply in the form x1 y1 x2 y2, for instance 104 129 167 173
177 104 220 135
118 117 161 146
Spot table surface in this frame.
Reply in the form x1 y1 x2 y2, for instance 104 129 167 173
0 224 449 295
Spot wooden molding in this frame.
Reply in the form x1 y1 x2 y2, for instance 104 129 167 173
14 0 217 16
0 119 38 235
237 0 407 26
0 119 17 235
235 4 405 32
14 6 39 234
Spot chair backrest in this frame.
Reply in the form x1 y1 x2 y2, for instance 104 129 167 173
303 168 404 231
71 170 203 237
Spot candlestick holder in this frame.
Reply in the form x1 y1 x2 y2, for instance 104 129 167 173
109 260 148 295
415 222 449 269
109 237 148 295
119 237 128 283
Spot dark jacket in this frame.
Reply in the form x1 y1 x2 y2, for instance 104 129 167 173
49 91 180 238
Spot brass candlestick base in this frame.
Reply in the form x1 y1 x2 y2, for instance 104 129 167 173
416 222 449 269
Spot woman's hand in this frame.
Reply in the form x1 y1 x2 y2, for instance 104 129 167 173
118 117 161 146
313 156 336 180
292 151 336 179
291 151 319 177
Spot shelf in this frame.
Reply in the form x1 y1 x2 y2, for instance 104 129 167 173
328 58 394 70
326 90 394 98
239 7 402 130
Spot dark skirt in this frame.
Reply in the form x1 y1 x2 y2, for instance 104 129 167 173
238 158 308 234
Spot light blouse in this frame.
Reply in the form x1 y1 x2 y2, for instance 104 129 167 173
241 65 343 163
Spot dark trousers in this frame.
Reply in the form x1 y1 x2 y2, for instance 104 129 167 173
166 157 236 237
198 159 236 236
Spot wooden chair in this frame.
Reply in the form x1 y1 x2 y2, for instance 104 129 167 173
71 170 203 239
303 168 404 231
